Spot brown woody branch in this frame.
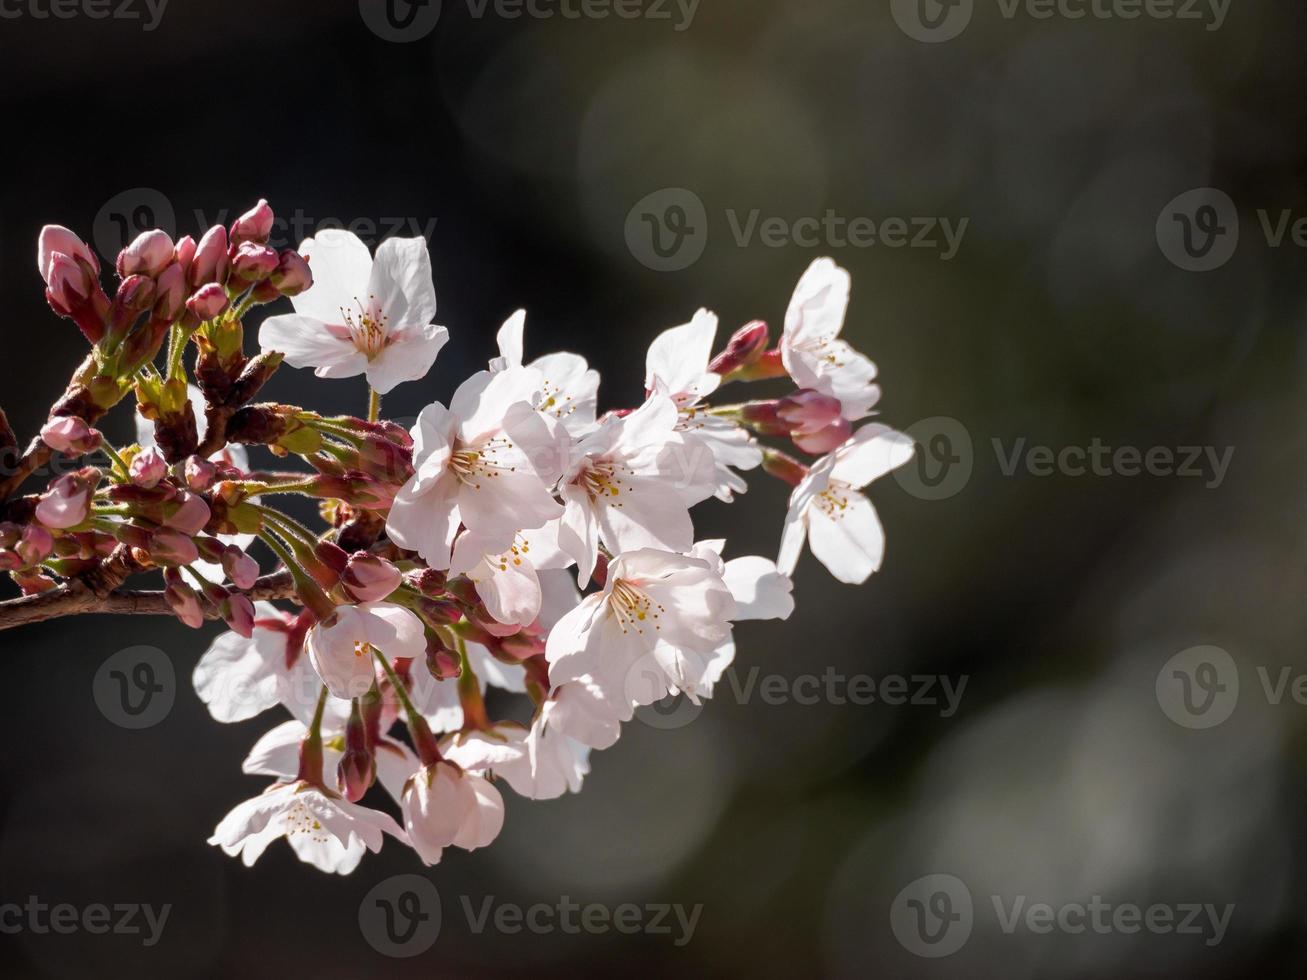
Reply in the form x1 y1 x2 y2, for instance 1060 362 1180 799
0 570 297 632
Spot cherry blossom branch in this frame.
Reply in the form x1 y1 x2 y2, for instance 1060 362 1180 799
0 569 295 632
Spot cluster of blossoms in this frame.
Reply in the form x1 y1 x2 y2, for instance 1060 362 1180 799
3 201 914 873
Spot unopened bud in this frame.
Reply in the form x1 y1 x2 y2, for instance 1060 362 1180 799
186 282 230 322
230 241 278 283
162 491 212 535
128 447 168 488
150 528 200 567
164 569 205 628
230 199 275 246
708 320 770 376
40 417 101 455
340 552 402 603
184 456 217 491
38 225 99 280
174 235 197 274
117 229 174 278
35 474 91 529
222 547 260 590
152 262 188 321
191 225 230 287
271 250 313 296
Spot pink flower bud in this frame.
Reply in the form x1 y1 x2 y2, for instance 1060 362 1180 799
164 572 205 628
221 592 256 638
44 253 91 313
129 447 168 488
337 699 376 802
222 547 260 590
152 262 188 321
792 417 851 455
306 540 349 590
184 455 217 491
230 241 279 282
115 274 156 312
40 417 101 455
35 475 90 529
271 250 313 296
708 320 771 376
340 552 402 603
117 229 175 278
777 389 844 433
174 235 197 273
17 525 54 566
151 528 200 567
230 199 275 245
163 491 211 535
191 225 230 287
38 225 99 280
186 283 229 321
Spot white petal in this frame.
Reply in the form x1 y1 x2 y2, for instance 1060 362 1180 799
258 314 365 376
365 322 449 394
828 424 916 488
644 308 720 406
367 236 438 329
293 229 375 323
806 490 886 584
722 556 796 621
491 309 526 371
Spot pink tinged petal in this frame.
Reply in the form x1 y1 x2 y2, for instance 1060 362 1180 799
543 594 608 685
722 557 795 621
408 401 457 491
558 490 599 585
594 474 695 557
287 830 366 875
367 236 439 329
828 424 916 488
307 608 377 699
292 229 375 324
259 314 367 374
531 351 599 435
783 257 851 349
359 602 428 660
473 552 542 627
806 489 886 584
452 368 542 445
241 720 312 778
644 308 720 405
364 322 449 394
548 678 623 750
451 774 505 850
491 309 527 371
374 739 422 803
385 480 460 569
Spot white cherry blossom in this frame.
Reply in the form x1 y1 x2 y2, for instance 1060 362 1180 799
306 601 427 700
402 761 505 866
490 309 599 436
385 368 565 568
258 230 448 394
781 258 881 420
557 395 716 585
778 424 915 584
208 779 406 875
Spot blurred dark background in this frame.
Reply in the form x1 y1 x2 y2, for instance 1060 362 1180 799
2 1 1306 976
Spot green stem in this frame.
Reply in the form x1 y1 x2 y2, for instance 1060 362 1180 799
367 388 381 424
374 648 443 765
